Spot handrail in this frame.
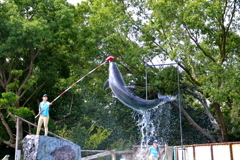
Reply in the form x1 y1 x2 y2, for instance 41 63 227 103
81 150 133 154
81 150 133 160
14 115 79 160
81 151 112 160
15 115 133 160
15 115 70 142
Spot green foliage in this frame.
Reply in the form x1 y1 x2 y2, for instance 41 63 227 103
141 0 240 142
85 123 112 149
1 1 240 159
55 125 71 139
68 125 90 148
108 138 134 151
228 99 240 140
0 92 18 106
7 106 34 119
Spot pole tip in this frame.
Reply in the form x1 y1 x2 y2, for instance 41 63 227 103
105 56 115 62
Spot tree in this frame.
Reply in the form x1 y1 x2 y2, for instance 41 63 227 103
0 0 141 156
0 0 82 151
139 0 240 142
1 1 239 158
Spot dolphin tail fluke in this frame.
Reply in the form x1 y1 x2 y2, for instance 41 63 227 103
103 80 109 90
158 93 175 101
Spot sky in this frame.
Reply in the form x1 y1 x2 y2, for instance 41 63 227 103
67 0 82 5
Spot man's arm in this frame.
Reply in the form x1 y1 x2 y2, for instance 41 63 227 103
38 104 41 114
158 152 161 160
160 148 165 154
158 148 165 160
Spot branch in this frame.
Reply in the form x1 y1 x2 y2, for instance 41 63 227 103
171 102 216 142
0 64 6 88
0 137 15 148
0 111 15 144
221 0 236 63
6 109 16 123
184 88 222 142
54 93 74 124
223 0 236 34
182 23 216 62
17 48 41 98
177 62 200 86
22 80 48 107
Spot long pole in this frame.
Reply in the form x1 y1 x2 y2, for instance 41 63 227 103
145 63 148 100
35 56 115 118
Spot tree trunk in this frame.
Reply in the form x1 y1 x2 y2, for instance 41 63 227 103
213 101 228 142
185 89 222 142
171 102 216 143
0 111 16 148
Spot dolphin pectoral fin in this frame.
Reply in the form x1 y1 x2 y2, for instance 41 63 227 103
125 86 136 93
158 93 175 101
103 80 109 90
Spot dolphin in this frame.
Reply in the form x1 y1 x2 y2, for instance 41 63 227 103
104 62 175 111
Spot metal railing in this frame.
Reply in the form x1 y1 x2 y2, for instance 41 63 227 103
14 115 74 160
81 150 133 160
14 115 133 160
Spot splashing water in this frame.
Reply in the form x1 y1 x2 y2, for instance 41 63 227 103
135 110 155 146
132 103 172 159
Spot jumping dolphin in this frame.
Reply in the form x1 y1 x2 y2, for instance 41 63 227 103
104 62 175 111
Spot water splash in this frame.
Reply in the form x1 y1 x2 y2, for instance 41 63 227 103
134 103 172 145
132 103 172 159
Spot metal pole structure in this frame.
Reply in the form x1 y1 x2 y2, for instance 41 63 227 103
145 61 181 159
145 62 177 101
15 116 19 160
145 64 148 100
177 60 184 160
111 150 116 160
35 56 115 118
